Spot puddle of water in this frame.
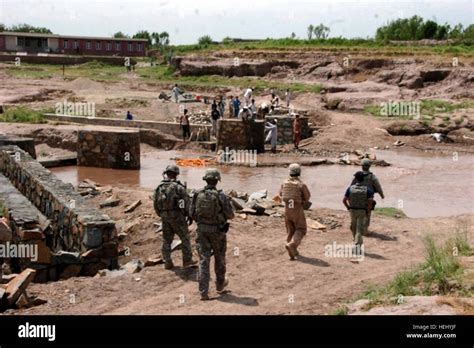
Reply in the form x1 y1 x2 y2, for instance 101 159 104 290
51 150 474 218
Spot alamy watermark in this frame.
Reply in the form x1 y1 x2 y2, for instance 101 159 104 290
217 147 257 167
0 241 38 262
380 100 420 119
324 241 365 261
55 99 96 117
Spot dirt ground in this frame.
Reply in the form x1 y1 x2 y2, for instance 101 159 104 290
10 186 473 315
0 48 473 315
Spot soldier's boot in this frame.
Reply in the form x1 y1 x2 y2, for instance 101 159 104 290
285 243 296 260
216 278 229 293
183 259 198 268
164 260 174 270
200 293 210 301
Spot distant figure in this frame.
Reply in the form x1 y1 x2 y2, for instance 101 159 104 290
228 96 235 118
285 89 291 107
244 88 253 107
233 96 241 118
126 111 134 120
265 118 278 153
271 93 280 108
172 84 181 103
293 113 301 149
218 97 226 119
211 100 220 136
250 99 257 115
180 109 191 141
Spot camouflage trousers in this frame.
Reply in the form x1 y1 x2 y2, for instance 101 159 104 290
364 210 372 235
350 210 367 246
161 212 193 264
196 224 227 296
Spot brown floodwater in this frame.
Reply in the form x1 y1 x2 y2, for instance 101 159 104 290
51 149 474 218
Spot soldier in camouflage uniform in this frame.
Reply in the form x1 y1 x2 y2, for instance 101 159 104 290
351 158 385 234
154 165 196 270
344 171 374 251
280 163 311 260
190 168 234 301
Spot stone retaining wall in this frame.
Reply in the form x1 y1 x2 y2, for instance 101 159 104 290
77 128 140 169
0 136 36 159
264 115 311 145
0 146 117 280
216 119 265 153
44 114 211 141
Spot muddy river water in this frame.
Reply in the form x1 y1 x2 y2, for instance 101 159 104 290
51 149 474 218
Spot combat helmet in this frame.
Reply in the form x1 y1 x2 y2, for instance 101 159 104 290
203 168 221 182
164 164 180 175
361 158 372 169
289 163 301 176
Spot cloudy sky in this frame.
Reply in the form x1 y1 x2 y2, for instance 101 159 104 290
0 0 472 44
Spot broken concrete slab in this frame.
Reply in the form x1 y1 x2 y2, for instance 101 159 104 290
247 201 266 215
231 197 246 210
248 189 267 202
5 268 36 306
100 198 121 208
124 200 142 213
121 259 144 274
144 257 164 267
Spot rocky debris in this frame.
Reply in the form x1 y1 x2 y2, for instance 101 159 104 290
144 256 164 267
158 91 171 101
393 140 405 147
77 179 100 197
308 219 327 230
100 194 122 208
0 268 46 311
171 240 182 252
124 200 142 213
121 259 144 274
430 133 452 143
96 269 127 278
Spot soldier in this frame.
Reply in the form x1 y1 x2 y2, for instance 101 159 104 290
343 171 374 253
154 165 196 270
280 163 311 260
351 158 385 234
190 169 234 301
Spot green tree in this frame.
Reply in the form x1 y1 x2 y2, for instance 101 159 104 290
8 23 52 33
113 31 129 38
449 24 464 39
198 35 213 46
463 24 474 40
307 24 314 40
133 30 152 45
313 24 330 39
